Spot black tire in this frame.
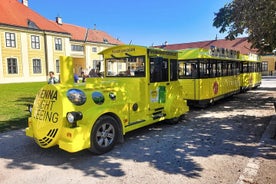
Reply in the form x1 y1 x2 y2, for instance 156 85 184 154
165 117 179 124
89 115 119 154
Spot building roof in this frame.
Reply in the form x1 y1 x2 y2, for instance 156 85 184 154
159 37 258 55
86 29 123 45
0 0 68 34
0 0 123 45
53 22 123 45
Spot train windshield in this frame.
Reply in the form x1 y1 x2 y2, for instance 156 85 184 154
106 56 145 77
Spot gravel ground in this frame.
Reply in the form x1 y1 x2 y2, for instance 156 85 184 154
0 78 275 184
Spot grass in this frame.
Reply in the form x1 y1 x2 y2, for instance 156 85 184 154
0 82 45 133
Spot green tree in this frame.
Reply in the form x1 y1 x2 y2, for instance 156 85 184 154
213 0 276 54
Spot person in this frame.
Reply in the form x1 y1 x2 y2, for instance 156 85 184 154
48 71 59 84
89 68 98 77
74 73 79 83
126 66 131 76
81 71 86 82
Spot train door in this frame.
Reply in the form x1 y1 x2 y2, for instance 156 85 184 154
148 57 169 119
180 61 198 100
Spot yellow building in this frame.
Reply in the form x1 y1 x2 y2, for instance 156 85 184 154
0 0 122 84
261 55 276 76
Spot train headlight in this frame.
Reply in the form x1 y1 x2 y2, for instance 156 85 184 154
66 111 83 127
66 113 75 123
67 89 86 106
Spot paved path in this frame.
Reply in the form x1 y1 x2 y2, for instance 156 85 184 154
0 78 275 184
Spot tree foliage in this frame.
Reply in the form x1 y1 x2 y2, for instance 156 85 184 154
213 0 276 53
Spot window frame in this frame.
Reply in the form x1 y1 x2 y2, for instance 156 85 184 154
55 38 62 51
32 58 42 74
178 59 240 79
150 57 169 83
7 58 18 74
92 47 97 52
106 56 145 77
31 35 40 49
178 60 199 79
71 45 84 51
170 59 178 81
261 61 268 72
5 32 16 48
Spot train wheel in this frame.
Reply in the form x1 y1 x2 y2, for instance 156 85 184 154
165 117 180 124
89 115 119 154
210 99 215 106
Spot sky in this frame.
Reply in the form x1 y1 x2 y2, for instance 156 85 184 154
28 0 232 46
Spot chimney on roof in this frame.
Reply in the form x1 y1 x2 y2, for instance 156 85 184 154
94 24 97 30
56 16 63 25
22 0 28 6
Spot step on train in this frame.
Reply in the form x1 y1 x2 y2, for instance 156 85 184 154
25 45 262 154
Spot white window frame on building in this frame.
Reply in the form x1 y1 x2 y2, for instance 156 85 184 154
55 38 62 51
71 45 84 51
31 35 40 49
5 32 16 48
92 47 97 52
262 61 268 71
7 58 18 74
32 59 42 74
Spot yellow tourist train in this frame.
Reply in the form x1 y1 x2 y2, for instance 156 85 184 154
25 45 189 154
25 44 262 154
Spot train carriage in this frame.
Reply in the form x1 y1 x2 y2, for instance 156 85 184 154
178 47 241 107
239 53 262 91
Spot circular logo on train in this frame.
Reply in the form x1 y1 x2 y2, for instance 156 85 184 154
213 81 219 95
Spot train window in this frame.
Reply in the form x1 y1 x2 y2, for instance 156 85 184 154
228 62 233 75
199 60 209 78
222 62 228 76
248 63 254 72
106 56 145 77
217 61 222 77
178 62 184 78
250 63 253 72
150 57 168 82
254 63 257 72
233 62 240 75
170 59 178 81
240 63 243 73
190 63 198 78
179 59 241 78
257 63 262 72
210 60 217 77
243 62 249 73
178 61 198 78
